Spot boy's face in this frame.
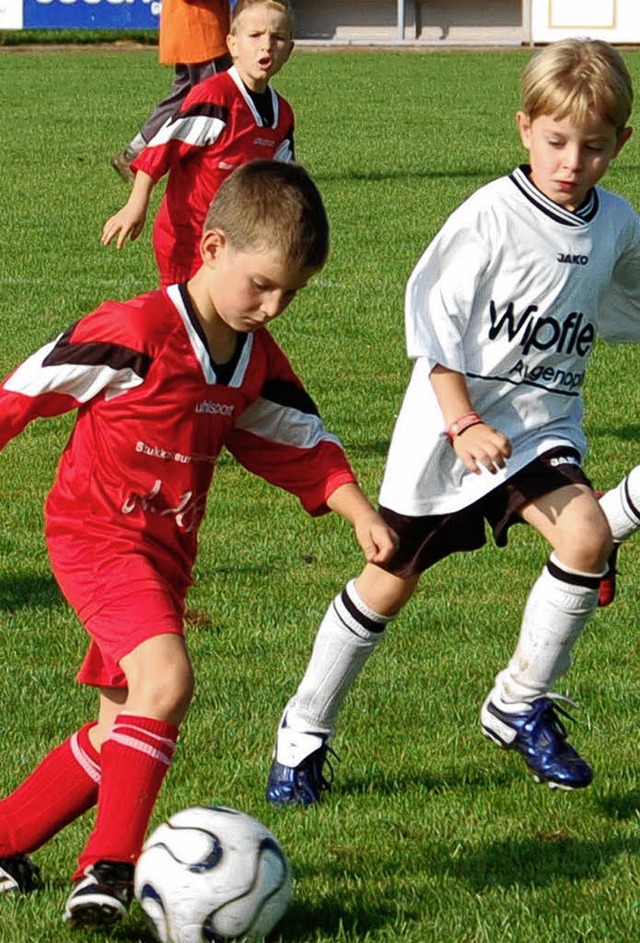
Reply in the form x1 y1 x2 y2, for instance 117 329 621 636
202 233 314 333
228 5 293 93
517 110 632 211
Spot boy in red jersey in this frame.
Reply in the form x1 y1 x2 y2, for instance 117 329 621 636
0 160 397 931
103 0 296 287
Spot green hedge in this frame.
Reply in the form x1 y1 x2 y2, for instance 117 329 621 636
0 28 157 45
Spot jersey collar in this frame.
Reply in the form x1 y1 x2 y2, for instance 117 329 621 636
509 164 599 227
228 65 279 129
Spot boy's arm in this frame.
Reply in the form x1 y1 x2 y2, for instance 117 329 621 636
325 482 398 565
102 171 155 250
430 364 511 474
0 305 152 451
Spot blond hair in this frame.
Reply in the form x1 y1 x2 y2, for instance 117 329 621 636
521 39 633 130
230 0 294 36
204 160 329 271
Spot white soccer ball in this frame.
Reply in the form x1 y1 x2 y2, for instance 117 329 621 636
134 806 292 943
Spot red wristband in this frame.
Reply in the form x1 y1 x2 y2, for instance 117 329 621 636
446 411 483 442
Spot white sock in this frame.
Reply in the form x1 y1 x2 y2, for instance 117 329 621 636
491 553 603 712
599 465 640 542
275 580 390 765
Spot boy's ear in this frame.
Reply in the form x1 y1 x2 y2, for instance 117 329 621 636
614 126 633 157
516 111 532 149
227 32 237 60
200 229 227 266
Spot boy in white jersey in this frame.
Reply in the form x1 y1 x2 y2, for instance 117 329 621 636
267 39 640 805
0 161 397 929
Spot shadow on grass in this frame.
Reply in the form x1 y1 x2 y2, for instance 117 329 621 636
276 893 394 941
315 165 512 185
337 760 520 799
430 832 640 891
0 572 63 611
596 788 640 821
588 422 640 442
316 162 640 188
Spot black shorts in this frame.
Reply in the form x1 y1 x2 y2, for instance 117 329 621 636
379 446 591 578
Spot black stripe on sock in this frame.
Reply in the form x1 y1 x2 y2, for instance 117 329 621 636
546 558 601 590
339 587 387 634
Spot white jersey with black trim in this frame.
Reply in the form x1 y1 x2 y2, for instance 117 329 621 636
379 166 640 516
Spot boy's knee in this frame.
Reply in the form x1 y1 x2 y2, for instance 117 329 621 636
558 519 613 572
133 661 195 723
586 518 614 568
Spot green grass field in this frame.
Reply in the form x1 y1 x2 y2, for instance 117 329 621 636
2 43 640 943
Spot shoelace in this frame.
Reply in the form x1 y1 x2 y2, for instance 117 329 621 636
535 693 581 739
301 743 340 794
318 744 340 789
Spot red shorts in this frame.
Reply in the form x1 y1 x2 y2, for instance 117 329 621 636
49 547 185 689
379 446 591 578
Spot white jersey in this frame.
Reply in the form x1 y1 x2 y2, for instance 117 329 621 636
379 166 640 516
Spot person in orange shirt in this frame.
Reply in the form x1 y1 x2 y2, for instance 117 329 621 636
111 0 232 182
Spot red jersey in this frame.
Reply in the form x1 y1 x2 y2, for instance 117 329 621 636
0 285 355 602
132 67 295 286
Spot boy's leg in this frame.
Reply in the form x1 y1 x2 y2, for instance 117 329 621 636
64 635 192 929
0 722 101 894
267 568 418 807
482 484 610 789
597 465 640 606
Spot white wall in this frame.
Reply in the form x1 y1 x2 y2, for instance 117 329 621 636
293 0 527 45
531 0 640 44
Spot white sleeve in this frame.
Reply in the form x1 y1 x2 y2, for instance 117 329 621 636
404 204 492 370
598 219 640 342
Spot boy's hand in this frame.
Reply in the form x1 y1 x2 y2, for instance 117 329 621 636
102 205 147 249
353 509 399 565
325 483 398 565
102 170 154 250
452 423 512 474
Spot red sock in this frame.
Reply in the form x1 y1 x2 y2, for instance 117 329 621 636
75 714 178 878
0 722 100 855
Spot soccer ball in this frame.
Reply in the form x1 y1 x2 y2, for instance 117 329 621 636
134 806 292 943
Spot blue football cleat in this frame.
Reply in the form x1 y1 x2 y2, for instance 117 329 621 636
481 695 593 790
266 741 335 807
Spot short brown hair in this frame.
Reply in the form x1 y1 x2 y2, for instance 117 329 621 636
521 38 633 130
204 160 329 272
230 0 294 36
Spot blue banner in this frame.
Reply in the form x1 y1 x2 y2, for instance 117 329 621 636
23 0 160 30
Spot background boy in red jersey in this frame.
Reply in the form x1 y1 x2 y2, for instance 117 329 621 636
103 0 295 287
111 0 232 182
0 160 396 931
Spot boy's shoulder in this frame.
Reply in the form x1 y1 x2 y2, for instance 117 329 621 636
186 67 237 104
436 172 512 232
74 289 177 353
595 184 640 219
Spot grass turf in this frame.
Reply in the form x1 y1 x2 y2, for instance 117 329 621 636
1 43 640 942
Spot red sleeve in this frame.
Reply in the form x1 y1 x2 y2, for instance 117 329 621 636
0 297 157 451
132 76 229 183
224 337 357 516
